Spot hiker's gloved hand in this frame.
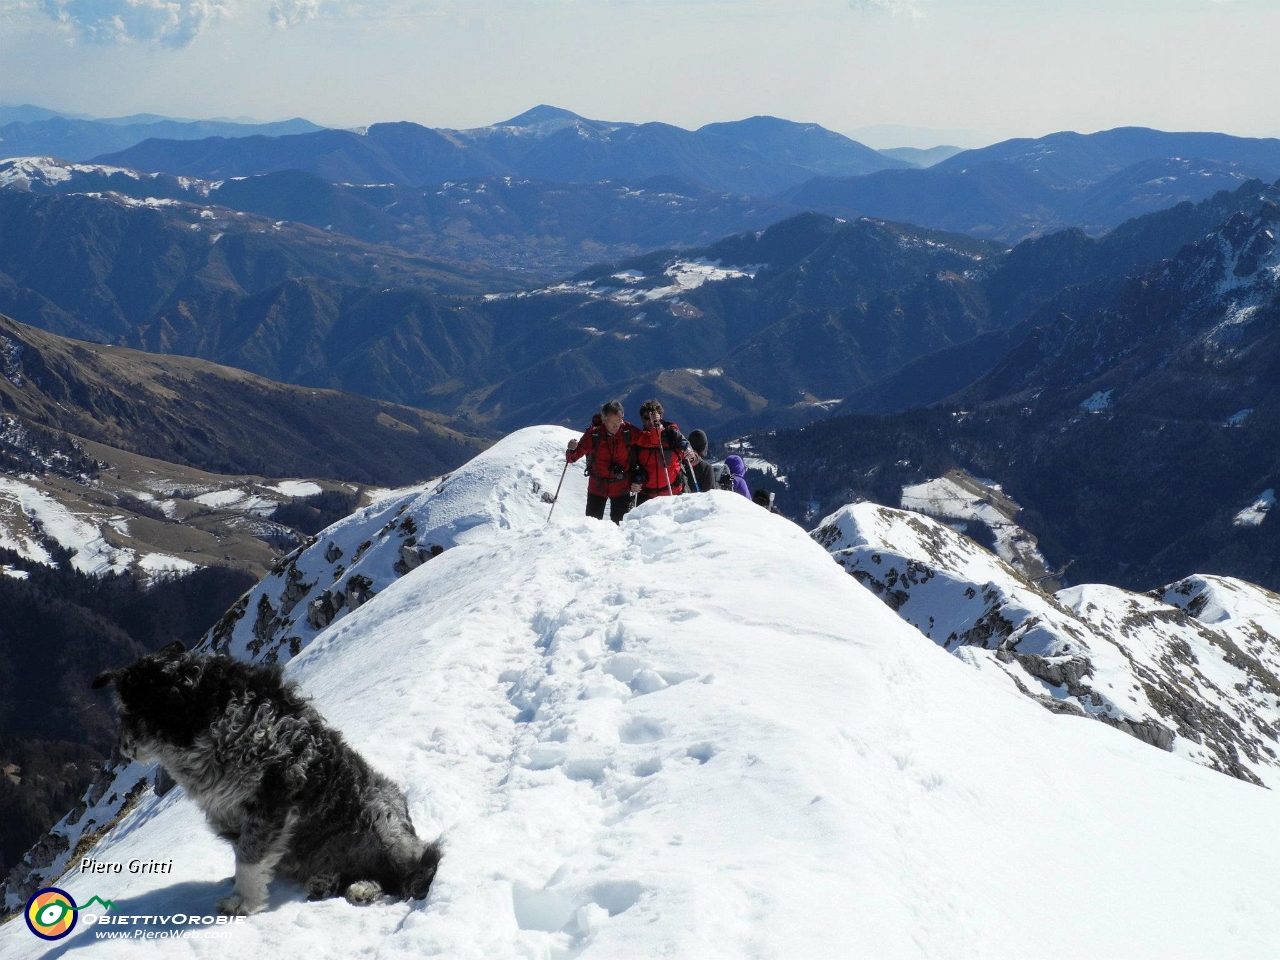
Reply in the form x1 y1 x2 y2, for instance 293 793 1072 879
565 439 578 460
630 482 641 495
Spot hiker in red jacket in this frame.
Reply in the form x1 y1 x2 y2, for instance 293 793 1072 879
628 398 692 506
566 400 636 523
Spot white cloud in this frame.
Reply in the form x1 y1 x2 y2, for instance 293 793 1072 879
36 0 232 46
268 0 317 28
849 0 925 18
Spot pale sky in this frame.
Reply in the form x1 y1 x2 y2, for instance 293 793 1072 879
0 0 1277 147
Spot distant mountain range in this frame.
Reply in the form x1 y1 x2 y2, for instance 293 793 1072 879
0 158 801 277
6 174 1280 442
857 128 1280 238
94 106 909 198
0 113 323 164
0 184 1017 431
758 186 1280 592
81 112 1280 248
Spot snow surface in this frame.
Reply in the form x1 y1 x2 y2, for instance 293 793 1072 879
0 477 134 575
814 501 1280 788
1227 408 1254 426
191 488 280 515
496 258 759 307
266 481 324 498
6 428 1280 958
1234 489 1275 527
1079 389 1113 411
0 157 142 188
137 553 199 576
900 474 1047 577
1157 574 1280 682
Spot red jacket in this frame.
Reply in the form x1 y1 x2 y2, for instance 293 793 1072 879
567 421 636 498
630 420 686 497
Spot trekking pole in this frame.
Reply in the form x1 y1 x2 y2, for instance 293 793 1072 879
546 460 570 523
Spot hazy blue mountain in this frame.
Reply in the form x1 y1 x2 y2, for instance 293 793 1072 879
781 161 1062 238
935 126 1280 189
98 107 901 197
0 105 85 125
782 128 1280 241
876 145 963 167
697 115 907 177
95 123 500 185
0 115 324 163
1067 157 1272 231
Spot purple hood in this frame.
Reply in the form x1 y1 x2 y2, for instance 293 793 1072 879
723 455 750 498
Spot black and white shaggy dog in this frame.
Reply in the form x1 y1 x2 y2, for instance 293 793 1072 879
93 641 441 915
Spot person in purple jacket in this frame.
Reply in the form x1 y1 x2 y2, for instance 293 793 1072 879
723 454 751 499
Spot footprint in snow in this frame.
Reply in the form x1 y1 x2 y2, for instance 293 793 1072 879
618 717 666 744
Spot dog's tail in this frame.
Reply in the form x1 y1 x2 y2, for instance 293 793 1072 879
402 841 442 900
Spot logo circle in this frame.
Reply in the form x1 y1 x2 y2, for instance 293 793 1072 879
25 887 78 941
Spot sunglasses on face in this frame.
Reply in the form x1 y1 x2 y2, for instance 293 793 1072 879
643 413 662 422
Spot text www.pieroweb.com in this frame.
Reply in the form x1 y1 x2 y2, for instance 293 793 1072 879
88 915 246 940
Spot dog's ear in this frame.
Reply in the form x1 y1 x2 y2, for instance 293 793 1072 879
92 669 119 690
159 640 186 656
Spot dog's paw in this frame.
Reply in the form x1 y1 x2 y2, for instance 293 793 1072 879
343 880 384 906
216 892 264 916
306 873 340 901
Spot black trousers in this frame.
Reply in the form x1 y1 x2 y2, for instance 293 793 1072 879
586 492 630 523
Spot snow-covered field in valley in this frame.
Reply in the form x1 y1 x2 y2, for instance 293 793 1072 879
4 428 1280 959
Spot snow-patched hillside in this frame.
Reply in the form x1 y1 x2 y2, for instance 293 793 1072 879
5 428 1280 958
814 501 1280 787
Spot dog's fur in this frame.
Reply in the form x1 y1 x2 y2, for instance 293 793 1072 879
93 641 440 915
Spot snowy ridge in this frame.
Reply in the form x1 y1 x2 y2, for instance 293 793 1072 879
899 470 1049 578
0 157 135 188
814 502 1280 787
6 429 1280 957
488 258 759 306
1156 574 1280 681
1 428 584 913
0 156 215 195
200 427 584 665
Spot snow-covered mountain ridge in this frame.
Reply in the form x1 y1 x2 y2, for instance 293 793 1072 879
0 156 215 195
4 428 1280 958
815 501 1280 787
